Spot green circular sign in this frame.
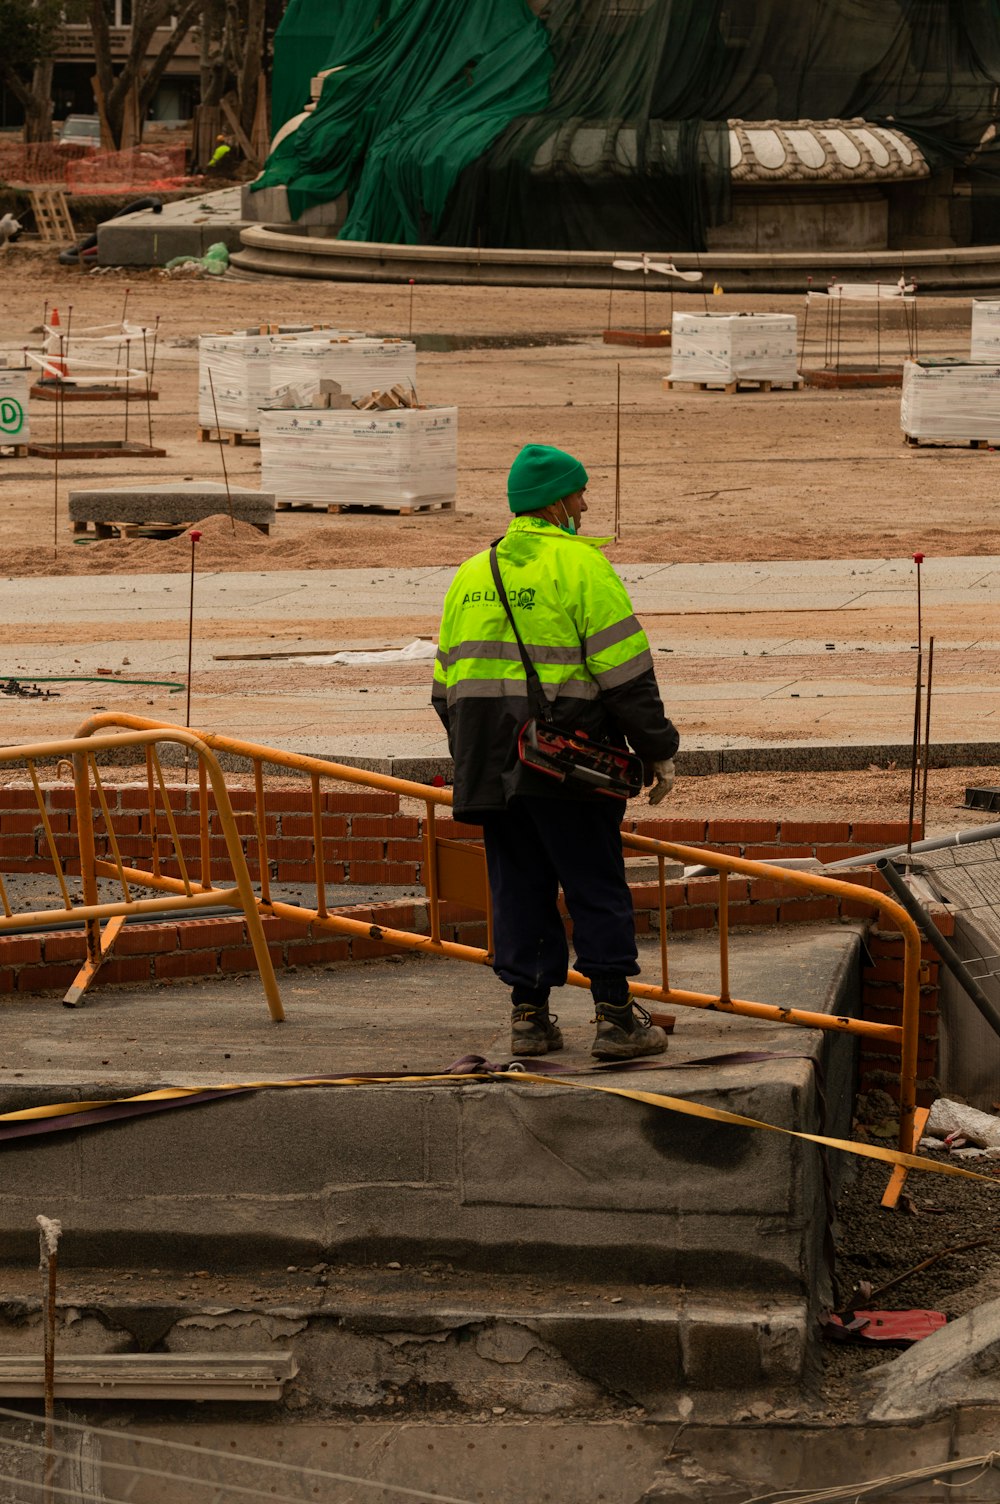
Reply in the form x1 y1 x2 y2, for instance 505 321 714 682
0 397 24 436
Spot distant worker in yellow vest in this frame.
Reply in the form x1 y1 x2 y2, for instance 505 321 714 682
208 135 233 173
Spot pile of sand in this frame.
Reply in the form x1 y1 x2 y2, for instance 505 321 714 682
3 514 301 577
0 509 488 578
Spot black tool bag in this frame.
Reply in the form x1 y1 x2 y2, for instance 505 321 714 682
489 544 642 801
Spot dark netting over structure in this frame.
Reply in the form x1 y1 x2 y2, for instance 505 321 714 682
256 0 1000 251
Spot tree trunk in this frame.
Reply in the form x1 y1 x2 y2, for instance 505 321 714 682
0 56 55 142
24 61 54 141
89 0 197 150
88 0 117 142
235 0 266 144
138 0 201 118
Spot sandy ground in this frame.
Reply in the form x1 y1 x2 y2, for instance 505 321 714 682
1 247 999 1447
0 245 994 576
0 249 998 818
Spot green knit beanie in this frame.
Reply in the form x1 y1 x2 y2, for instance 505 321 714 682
507 444 588 514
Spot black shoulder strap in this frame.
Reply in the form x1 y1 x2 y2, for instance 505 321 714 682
489 542 550 721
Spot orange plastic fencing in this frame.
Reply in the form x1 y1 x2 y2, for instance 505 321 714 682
0 144 89 186
65 146 190 195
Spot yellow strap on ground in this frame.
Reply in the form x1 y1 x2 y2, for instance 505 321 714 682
1 1072 996 1186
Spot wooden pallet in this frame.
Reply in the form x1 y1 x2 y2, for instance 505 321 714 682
0 443 28 458
197 425 260 447
28 440 166 459
32 383 159 403
73 518 271 539
904 434 995 449
603 329 671 348
276 498 456 517
662 375 804 394
30 188 75 244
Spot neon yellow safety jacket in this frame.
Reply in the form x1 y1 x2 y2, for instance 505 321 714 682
431 515 679 818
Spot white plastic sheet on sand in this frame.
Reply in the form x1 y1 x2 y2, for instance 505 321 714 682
667 312 799 384
291 638 438 666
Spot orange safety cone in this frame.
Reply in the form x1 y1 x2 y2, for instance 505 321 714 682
44 307 68 381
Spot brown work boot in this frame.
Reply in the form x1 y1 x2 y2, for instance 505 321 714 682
511 1005 563 1057
591 999 667 1060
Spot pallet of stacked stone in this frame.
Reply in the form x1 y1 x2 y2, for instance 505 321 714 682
971 301 1000 362
0 363 30 454
267 336 417 408
901 358 1000 447
664 312 801 392
259 403 457 515
196 327 362 442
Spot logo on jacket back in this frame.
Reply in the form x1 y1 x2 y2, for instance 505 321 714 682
460 587 536 610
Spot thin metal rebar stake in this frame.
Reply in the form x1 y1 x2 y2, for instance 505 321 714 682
907 651 922 853
207 368 236 533
185 531 202 783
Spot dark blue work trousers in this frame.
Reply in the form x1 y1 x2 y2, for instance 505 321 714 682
480 796 639 1002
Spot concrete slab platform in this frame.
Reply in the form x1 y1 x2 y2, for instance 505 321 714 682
68 482 275 532
98 187 248 267
0 927 862 1293
0 926 863 1407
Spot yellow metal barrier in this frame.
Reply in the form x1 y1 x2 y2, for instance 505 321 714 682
0 727 284 1021
64 713 924 1189
0 714 924 1200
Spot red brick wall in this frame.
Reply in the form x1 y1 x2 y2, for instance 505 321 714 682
859 908 954 1107
0 786 924 1006
0 786 919 888
0 783 401 883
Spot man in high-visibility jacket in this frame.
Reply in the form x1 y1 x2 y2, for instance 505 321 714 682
208 136 233 173
432 443 679 1060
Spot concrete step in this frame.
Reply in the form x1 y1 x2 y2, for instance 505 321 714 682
0 1269 804 1416
0 926 863 1385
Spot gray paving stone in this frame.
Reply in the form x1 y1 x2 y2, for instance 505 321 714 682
69 481 274 528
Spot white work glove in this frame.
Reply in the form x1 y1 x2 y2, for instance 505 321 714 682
648 758 676 805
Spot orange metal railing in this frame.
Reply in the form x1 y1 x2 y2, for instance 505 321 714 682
63 713 924 1170
0 727 283 1019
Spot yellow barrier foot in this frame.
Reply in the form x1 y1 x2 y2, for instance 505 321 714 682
63 914 126 1009
881 1105 931 1210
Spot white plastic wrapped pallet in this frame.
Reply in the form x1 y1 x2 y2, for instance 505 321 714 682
197 328 361 432
971 301 1000 362
0 366 30 445
901 358 1000 443
668 312 799 383
259 407 457 509
268 338 417 405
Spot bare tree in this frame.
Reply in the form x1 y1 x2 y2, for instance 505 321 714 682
89 0 201 149
197 0 268 157
0 0 83 141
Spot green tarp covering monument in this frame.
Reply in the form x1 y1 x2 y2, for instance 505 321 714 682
257 0 1000 251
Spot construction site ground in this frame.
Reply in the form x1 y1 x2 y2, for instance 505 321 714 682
2 249 1000 812
5 250 1000 1498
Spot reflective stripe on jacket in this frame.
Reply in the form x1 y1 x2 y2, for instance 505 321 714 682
431 515 679 818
